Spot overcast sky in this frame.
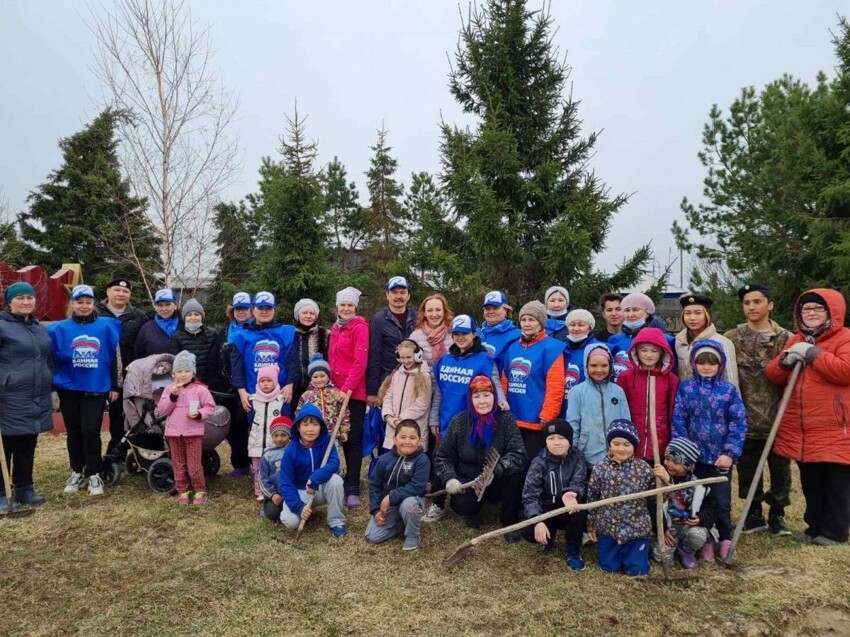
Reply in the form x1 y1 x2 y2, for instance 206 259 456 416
0 1 842 282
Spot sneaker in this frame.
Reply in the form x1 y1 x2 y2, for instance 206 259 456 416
504 531 522 544
177 492 191 505
743 508 768 534
678 547 698 570
87 475 104 497
346 494 361 509
565 545 586 571
331 525 348 539
402 536 420 551
768 512 792 537
422 503 445 524
718 539 732 561
64 472 86 493
700 541 715 562
192 491 208 505
812 535 841 546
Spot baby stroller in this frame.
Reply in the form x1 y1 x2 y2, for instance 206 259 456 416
108 353 231 493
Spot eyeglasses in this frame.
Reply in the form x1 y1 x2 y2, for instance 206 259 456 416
800 305 827 315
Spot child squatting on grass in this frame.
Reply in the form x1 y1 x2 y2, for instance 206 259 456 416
157 350 216 505
248 364 286 502
365 420 430 551
258 415 293 522
278 403 348 538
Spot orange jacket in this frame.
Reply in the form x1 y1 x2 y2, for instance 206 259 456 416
765 289 850 464
501 331 565 431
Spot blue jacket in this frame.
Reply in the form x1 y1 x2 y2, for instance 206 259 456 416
609 319 675 382
259 444 287 500
48 316 121 393
672 340 747 464
367 307 418 396
278 403 340 515
479 319 521 373
0 311 53 436
230 320 298 392
431 341 496 436
134 317 177 360
562 335 598 416
367 447 429 514
567 344 632 465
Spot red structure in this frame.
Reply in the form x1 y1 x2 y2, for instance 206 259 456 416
0 262 81 321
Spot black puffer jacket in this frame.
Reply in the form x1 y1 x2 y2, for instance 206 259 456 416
522 448 588 518
96 300 148 369
167 325 219 384
435 410 528 483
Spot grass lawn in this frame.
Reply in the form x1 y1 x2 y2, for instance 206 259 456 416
2 434 850 637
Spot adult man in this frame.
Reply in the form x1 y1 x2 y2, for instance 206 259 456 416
96 278 148 457
595 293 623 343
366 276 418 407
724 283 792 535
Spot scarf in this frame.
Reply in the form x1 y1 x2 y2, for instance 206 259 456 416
154 315 178 338
336 315 355 328
252 373 281 404
467 375 499 447
800 321 831 344
423 323 449 361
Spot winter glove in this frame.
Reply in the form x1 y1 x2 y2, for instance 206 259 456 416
782 342 814 366
445 479 464 495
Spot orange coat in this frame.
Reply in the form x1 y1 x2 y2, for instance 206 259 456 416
765 289 850 464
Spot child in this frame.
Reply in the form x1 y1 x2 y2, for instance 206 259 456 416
587 419 654 576
379 340 433 450
248 365 286 501
672 340 747 560
521 418 589 571
365 420 430 551
296 353 351 442
651 437 719 569
567 344 632 467
259 415 293 522
278 403 347 537
616 328 680 464
157 351 216 505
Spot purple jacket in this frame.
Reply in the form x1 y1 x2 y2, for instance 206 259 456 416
672 340 747 464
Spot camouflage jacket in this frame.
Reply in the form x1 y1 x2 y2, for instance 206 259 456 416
724 321 791 438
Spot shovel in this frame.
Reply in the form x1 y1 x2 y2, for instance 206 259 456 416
443 476 727 569
0 432 35 519
426 448 501 501
648 375 671 580
723 362 802 566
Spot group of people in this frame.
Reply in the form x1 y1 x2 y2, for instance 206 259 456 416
1 274 849 575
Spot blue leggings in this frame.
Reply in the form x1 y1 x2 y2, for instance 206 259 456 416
597 535 650 576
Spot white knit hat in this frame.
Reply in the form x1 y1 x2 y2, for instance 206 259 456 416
336 287 361 306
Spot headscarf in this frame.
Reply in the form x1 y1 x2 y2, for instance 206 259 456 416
468 375 499 447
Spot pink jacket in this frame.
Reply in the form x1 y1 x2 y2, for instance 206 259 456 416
158 380 216 437
381 363 432 449
328 316 369 401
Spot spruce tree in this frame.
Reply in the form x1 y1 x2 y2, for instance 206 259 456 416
365 125 406 284
440 0 645 307
322 157 369 274
19 109 159 289
206 200 260 323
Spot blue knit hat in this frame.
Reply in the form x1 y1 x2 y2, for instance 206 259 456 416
4 281 36 304
307 353 331 378
606 419 639 448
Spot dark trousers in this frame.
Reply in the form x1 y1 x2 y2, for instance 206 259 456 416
736 438 792 512
226 396 250 470
262 498 283 522
106 388 125 455
695 463 733 541
342 399 367 494
449 472 524 525
0 433 38 492
520 428 546 462
58 389 107 476
798 461 850 543
521 503 585 548
427 434 445 508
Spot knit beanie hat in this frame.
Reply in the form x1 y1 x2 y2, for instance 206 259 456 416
519 301 548 329
620 292 655 315
545 285 570 307
181 298 205 320
336 287 361 307
544 418 573 442
606 419 639 448
693 345 721 364
565 309 596 330
665 437 700 471
4 281 36 304
173 350 197 374
257 365 279 383
307 353 331 378
270 416 293 436
294 298 320 320
798 291 827 310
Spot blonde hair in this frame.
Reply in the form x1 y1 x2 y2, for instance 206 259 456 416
377 341 430 403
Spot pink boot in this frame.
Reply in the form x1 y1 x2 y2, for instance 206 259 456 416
700 541 715 562
718 540 732 561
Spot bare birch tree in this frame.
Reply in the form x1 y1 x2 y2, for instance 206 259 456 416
87 0 240 297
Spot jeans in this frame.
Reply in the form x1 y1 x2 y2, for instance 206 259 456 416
364 496 425 544
58 389 107 476
279 473 346 529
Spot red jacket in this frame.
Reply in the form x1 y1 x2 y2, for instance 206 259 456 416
328 316 369 402
766 289 850 464
616 328 679 462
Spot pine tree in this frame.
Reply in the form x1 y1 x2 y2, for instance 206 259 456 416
18 109 159 290
439 0 646 308
365 125 406 284
322 157 369 274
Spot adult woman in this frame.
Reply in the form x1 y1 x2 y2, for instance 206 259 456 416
434 375 527 536
544 286 571 343
478 290 521 374
291 298 329 403
48 285 121 497
409 294 454 366
674 294 738 388
562 309 598 414
766 289 850 545
135 288 180 359
0 282 53 510
168 299 219 384
328 287 369 508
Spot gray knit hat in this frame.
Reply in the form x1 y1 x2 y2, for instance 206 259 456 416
665 437 701 471
173 350 197 374
519 300 548 329
181 298 205 320
307 353 331 378
566 309 596 330
294 298 320 320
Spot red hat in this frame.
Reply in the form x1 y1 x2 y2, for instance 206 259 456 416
270 416 292 435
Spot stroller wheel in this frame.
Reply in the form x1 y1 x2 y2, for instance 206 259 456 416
101 459 122 486
125 454 141 475
147 458 175 494
201 449 221 477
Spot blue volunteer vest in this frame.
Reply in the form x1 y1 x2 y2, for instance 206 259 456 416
48 317 121 393
479 320 522 374
434 350 494 436
232 323 296 393
504 336 565 424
